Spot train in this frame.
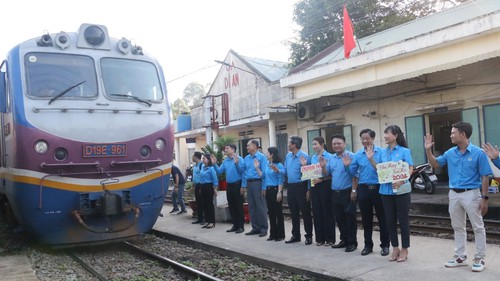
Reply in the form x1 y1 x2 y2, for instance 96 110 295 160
0 23 174 247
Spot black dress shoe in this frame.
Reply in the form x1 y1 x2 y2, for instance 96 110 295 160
259 232 267 237
192 220 202 224
285 236 301 244
245 229 260 235
361 247 373 256
331 241 347 248
305 237 312 245
169 209 179 214
226 227 237 232
345 244 357 252
266 237 274 241
275 238 284 242
235 228 244 234
381 247 390 256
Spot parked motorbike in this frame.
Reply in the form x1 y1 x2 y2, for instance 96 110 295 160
410 163 437 194
185 164 194 182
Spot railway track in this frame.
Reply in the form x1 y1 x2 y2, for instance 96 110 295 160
67 241 223 281
281 204 500 243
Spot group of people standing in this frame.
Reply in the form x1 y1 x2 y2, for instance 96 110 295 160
179 121 495 272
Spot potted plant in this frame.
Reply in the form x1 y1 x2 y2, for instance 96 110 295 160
201 135 237 191
184 181 197 217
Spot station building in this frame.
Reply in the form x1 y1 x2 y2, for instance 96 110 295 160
175 0 500 182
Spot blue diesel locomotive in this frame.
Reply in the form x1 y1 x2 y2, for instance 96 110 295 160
0 23 173 247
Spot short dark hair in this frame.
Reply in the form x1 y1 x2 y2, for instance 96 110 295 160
331 134 345 143
359 128 375 138
193 151 202 160
267 147 282 163
313 136 325 145
452 121 473 139
249 139 260 148
226 144 237 151
290 136 303 149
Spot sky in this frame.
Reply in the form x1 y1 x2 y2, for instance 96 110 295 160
1 0 299 102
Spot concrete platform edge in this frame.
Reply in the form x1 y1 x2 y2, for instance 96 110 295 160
151 229 342 281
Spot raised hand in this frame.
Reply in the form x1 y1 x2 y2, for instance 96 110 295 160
319 156 327 168
233 154 239 164
253 158 260 169
300 155 308 166
482 143 499 160
365 144 374 160
424 134 434 150
270 163 279 173
210 154 217 164
342 153 352 167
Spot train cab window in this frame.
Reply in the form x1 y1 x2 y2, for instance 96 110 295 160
25 53 98 99
101 58 163 102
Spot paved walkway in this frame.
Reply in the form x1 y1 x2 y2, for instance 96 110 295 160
154 192 500 280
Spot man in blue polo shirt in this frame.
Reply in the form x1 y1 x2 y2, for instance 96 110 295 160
279 136 313 245
212 144 245 234
320 134 357 253
425 121 491 272
242 139 268 237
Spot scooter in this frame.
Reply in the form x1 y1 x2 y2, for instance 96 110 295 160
410 163 437 194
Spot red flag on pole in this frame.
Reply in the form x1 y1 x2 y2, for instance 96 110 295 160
343 5 356 58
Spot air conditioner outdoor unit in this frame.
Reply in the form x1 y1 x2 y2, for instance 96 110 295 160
297 105 312 120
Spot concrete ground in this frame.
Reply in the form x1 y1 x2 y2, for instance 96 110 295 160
155 190 500 281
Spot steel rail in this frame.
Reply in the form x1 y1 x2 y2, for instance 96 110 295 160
122 241 224 281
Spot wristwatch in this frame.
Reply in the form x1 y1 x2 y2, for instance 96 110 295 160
482 195 489 200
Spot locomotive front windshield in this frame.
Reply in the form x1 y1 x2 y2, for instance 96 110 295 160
101 58 163 102
25 53 98 99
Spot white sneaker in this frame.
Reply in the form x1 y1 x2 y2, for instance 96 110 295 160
445 255 468 267
471 258 485 272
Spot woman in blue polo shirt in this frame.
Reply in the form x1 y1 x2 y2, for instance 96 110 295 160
199 153 219 229
368 125 413 263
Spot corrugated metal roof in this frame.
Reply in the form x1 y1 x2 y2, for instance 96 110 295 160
240 55 288 82
311 0 500 68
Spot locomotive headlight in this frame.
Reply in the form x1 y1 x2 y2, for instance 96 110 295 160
34 140 49 154
84 25 106 46
140 146 151 158
54 147 68 161
155 138 166 150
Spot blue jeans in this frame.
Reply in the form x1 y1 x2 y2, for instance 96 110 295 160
172 184 186 211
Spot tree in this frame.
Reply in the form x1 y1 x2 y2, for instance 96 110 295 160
171 98 190 120
182 82 206 107
289 0 468 67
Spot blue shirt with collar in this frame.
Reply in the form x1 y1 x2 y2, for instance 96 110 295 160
264 162 284 187
242 151 268 190
311 150 332 164
214 155 244 183
324 151 354 190
492 157 500 170
283 150 310 184
436 142 492 189
379 145 413 195
199 165 219 186
350 146 382 185
192 162 203 184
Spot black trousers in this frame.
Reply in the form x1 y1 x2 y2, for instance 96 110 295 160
381 193 411 248
332 187 357 246
200 183 215 224
265 186 285 239
194 183 204 222
287 181 312 239
227 181 245 229
358 184 390 249
311 180 335 244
